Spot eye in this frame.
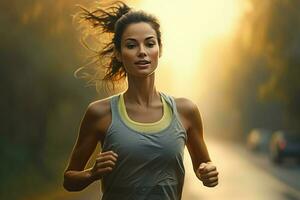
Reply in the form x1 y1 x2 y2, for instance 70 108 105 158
147 43 155 48
126 44 136 49
147 42 156 48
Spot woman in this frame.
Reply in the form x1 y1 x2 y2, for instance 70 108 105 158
63 1 218 199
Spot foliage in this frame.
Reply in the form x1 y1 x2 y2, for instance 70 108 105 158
0 0 100 199
223 0 300 134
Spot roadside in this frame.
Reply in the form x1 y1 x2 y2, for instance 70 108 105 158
242 145 300 192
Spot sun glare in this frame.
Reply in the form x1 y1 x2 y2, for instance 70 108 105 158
132 0 248 100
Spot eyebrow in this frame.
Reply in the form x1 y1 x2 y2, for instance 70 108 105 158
124 36 156 42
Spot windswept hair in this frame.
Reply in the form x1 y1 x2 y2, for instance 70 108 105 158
73 1 161 93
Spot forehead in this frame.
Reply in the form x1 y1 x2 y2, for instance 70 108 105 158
122 22 157 41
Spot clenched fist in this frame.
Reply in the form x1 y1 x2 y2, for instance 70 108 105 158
196 162 218 187
90 150 118 181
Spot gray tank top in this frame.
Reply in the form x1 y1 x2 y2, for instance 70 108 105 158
101 92 187 200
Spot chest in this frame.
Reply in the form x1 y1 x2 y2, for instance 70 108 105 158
125 104 163 123
103 123 186 165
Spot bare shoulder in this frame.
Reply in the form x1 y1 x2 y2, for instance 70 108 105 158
87 96 111 117
174 97 200 131
174 97 199 116
85 96 113 142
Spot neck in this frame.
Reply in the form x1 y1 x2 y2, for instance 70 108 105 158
124 73 160 107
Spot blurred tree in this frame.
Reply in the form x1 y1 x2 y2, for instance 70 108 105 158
242 0 300 130
0 0 104 198
209 0 300 137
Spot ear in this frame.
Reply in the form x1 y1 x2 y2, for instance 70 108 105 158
159 44 163 57
114 49 122 62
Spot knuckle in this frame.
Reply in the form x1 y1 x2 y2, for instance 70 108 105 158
106 160 115 166
109 155 114 160
109 160 115 166
97 156 104 162
107 167 113 171
209 177 216 182
108 151 115 156
95 162 101 168
111 156 117 162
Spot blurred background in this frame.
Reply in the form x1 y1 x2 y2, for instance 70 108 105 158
1 0 300 199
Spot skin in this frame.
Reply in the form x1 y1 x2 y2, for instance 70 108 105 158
63 22 218 191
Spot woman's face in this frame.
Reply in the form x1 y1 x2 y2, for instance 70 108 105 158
117 22 161 78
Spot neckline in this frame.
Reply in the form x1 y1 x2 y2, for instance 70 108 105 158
115 92 176 135
119 92 167 125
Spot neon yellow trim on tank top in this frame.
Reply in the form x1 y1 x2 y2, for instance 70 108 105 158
118 93 172 133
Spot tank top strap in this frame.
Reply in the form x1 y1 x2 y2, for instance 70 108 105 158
159 92 187 135
109 93 121 124
159 92 179 117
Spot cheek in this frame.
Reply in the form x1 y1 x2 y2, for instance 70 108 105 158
121 51 134 63
150 48 160 59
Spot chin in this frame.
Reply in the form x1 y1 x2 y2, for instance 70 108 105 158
130 69 156 78
128 66 157 77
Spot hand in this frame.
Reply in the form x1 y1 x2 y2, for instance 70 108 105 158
196 162 219 187
90 150 118 181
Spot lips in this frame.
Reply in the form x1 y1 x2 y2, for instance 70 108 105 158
134 60 151 65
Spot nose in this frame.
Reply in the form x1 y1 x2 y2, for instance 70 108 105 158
138 45 147 57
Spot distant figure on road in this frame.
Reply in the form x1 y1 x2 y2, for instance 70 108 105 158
63 1 218 199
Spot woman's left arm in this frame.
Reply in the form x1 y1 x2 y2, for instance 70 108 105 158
176 98 219 187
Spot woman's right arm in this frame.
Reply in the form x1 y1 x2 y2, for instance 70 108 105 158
63 100 118 191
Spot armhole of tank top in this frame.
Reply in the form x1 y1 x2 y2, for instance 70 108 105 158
168 95 188 142
104 94 119 137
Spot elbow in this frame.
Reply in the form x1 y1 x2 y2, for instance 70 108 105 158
63 184 81 192
63 182 73 192
63 181 77 192
63 172 82 192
